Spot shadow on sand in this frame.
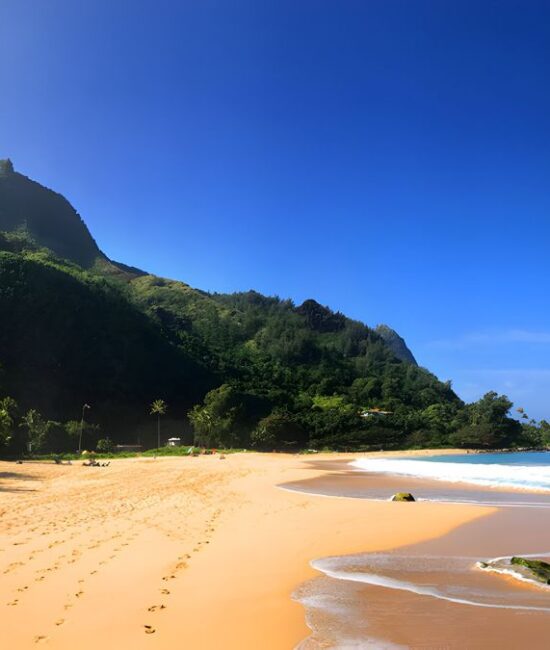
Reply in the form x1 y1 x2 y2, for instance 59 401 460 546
0 471 38 493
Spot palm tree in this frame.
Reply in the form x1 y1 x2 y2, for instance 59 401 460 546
0 397 17 449
150 399 168 449
20 409 46 454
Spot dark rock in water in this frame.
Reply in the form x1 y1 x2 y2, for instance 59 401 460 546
481 556 550 586
511 557 550 584
392 492 415 502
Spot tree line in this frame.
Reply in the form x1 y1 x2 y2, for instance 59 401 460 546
1 389 548 456
1 233 547 455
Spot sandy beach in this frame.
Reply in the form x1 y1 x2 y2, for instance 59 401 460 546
0 452 492 649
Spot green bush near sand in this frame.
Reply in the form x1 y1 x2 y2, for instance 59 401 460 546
12 447 247 462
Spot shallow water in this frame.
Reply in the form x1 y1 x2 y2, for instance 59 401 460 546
289 459 550 649
351 451 550 491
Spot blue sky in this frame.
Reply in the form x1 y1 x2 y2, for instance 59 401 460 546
1 1 549 418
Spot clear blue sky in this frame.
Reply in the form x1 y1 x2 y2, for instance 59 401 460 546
1 1 549 418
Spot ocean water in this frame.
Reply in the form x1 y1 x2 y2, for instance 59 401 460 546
351 451 550 491
292 453 550 648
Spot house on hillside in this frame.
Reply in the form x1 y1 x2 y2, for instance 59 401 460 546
115 444 143 452
360 408 393 418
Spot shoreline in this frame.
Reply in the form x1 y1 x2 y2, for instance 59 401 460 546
287 454 550 648
0 450 492 649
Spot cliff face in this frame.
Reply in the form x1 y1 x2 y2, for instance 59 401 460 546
375 324 418 365
0 160 105 268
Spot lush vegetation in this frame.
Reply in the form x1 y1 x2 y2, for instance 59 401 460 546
0 234 214 444
0 163 545 456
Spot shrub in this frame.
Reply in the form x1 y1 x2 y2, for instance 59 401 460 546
96 437 114 453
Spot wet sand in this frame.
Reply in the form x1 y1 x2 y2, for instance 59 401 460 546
290 460 550 648
283 457 550 505
0 453 488 649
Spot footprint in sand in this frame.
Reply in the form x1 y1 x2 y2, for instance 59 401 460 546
75 591 84 598
55 619 65 626
7 599 19 606
144 625 156 634
160 588 170 595
162 575 176 581
17 586 29 592
34 636 47 644
147 604 166 612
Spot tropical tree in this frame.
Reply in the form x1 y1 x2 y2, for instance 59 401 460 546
19 409 48 453
0 397 17 449
188 405 214 448
96 437 114 453
150 399 167 449
251 412 306 449
188 384 271 449
448 392 520 448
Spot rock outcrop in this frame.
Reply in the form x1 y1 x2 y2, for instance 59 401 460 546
375 324 417 365
392 492 416 502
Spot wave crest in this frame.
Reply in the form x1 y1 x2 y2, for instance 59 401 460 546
350 458 550 491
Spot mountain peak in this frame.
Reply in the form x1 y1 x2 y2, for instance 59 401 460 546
375 324 417 365
0 159 14 176
0 165 106 268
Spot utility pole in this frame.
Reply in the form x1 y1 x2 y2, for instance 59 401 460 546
78 404 91 454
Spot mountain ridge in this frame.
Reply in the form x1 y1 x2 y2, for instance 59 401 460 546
5 162 527 453
0 159 417 365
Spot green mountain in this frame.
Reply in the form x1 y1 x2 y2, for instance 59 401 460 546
0 159 105 268
0 159 143 279
0 162 527 452
375 324 417 365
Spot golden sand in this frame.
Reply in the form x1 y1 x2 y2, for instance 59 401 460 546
0 453 490 649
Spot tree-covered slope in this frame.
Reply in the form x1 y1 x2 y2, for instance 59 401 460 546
0 163 532 453
0 236 214 437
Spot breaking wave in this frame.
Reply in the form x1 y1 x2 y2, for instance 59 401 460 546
350 457 550 491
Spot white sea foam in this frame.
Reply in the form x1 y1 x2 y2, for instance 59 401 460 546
311 558 550 612
477 564 550 590
350 457 550 491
